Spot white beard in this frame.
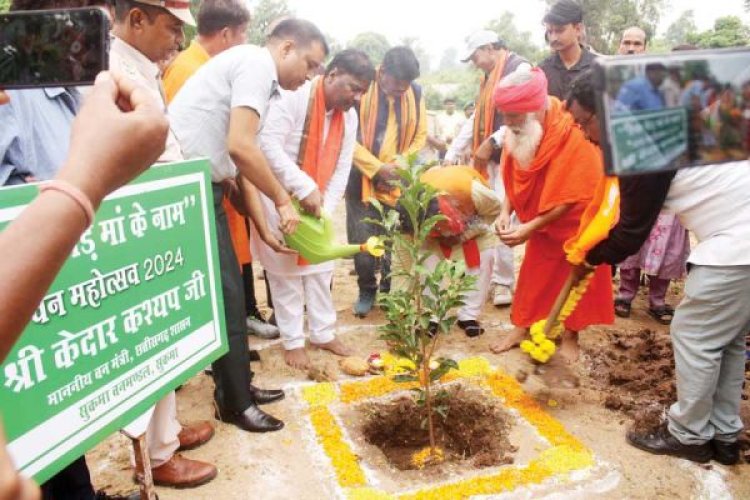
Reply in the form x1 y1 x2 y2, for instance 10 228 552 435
504 117 543 169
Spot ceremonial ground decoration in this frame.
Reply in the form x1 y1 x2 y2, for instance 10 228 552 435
294 159 595 498
0 160 227 483
300 355 596 499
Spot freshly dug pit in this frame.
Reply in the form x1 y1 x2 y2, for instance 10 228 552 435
584 329 675 434
359 384 516 470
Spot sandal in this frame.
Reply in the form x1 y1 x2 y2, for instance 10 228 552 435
648 305 675 325
614 299 631 318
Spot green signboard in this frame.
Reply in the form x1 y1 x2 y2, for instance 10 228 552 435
610 107 688 174
0 159 227 483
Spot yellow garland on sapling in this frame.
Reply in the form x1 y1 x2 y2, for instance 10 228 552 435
521 270 594 363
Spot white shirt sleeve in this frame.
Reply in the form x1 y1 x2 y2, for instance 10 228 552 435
230 50 273 121
258 88 318 200
445 113 474 163
323 110 357 215
490 126 506 146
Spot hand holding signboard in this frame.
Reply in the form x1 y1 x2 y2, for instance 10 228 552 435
57 71 169 209
0 71 168 360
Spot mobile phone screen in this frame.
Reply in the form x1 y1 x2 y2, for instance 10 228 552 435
0 7 109 89
595 48 750 176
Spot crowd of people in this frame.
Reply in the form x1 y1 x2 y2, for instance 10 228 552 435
0 0 748 498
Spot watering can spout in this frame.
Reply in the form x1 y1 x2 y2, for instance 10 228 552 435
283 209 385 265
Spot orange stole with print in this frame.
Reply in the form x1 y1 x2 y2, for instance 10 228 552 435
472 51 508 178
358 73 418 203
295 77 345 265
421 166 487 268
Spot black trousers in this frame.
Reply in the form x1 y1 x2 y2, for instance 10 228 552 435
211 184 253 413
41 457 94 500
345 196 391 294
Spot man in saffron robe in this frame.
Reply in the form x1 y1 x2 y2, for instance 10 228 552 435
489 68 614 362
346 46 427 317
256 50 375 369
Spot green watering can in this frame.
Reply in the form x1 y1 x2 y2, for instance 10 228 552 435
284 207 384 265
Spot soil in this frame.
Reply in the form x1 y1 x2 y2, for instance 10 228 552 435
358 383 515 470
583 328 676 434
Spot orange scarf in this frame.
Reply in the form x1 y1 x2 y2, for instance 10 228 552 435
502 97 603 241
358 70 418 203
472 51 508 177
297 78 345 193
422 166 487 268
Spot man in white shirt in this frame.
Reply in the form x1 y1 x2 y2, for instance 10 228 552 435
436 97 465 157
569 70 750 466
169 19 328 429
256 49 375 370
444 31 530 310
110 0 217 488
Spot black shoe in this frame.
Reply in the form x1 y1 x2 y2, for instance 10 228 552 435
457 319 484 338
249 384 285 405
248 349 261 362
215 404 284 432
712 439 740 465
626 424 712 463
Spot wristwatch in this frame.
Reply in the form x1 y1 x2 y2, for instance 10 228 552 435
489 135 502 151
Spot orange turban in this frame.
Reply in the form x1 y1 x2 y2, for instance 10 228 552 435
493 67 548 113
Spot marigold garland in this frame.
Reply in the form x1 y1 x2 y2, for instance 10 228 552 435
346 487 395 500
302 382 337 407
303 356 595 499
410 446 445 469
340 375 418 404
308 407 366 487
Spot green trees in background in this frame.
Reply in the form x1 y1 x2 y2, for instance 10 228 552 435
247 0 292 46
347 32 390 66
486 11 546 63
690 16 750 48
544 0 667 54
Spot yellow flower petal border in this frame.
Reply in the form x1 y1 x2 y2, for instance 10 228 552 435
302 356 595 499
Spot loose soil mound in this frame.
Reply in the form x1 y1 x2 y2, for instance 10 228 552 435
584 329 675 434
359 384 516 470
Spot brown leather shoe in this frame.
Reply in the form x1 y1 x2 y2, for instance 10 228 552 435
177 421 215 451
150 455 217 488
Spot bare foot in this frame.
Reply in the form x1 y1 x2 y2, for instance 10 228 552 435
312 338 353 357
284 348 311 370
557 330 580 364
489 327 528 354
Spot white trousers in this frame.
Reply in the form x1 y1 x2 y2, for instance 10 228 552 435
423 247 494 322
145 392 180 467
266 270 337 350
487 159 515 289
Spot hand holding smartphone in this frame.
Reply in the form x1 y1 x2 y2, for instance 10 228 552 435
0 7 109 89
593 47 750 176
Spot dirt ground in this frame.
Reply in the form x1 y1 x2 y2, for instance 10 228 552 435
87 212 750 499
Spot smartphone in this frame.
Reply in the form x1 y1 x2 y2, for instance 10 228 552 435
0 7 110 89
594 47 750 176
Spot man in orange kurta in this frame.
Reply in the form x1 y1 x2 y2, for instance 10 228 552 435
489 68 613 361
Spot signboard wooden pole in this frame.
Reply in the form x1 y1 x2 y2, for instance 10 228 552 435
132 434 157 500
